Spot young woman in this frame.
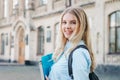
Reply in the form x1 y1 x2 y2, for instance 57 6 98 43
46 6 95 80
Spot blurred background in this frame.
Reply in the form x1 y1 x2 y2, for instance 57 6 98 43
0 0 120 80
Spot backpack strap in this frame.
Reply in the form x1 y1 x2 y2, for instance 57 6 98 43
68 45 88 79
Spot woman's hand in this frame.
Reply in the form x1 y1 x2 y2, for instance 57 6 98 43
45 75 49 80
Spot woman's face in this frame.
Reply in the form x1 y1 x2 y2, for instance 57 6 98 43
62 13 78 40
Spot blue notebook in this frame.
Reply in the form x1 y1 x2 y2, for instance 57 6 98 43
41 53 54 78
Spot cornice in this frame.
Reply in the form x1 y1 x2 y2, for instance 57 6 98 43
105 0 120 4
80 2 95 8
32 9 63 19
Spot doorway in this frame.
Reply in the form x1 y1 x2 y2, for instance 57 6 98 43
18 28 25 64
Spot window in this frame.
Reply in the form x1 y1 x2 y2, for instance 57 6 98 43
1 34 5 55
25 34 28 45
6 33 8 45
4 0 8 17
55 23 59 42
46 30 51 42
13 0 18 9
37 27 44 55
13 0 18 14
65 0 71 7
40 0 47 5
54 23 59 49
109 11 120 54
11 36 14 48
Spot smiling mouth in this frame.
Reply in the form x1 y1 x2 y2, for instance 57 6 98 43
64 31 73 35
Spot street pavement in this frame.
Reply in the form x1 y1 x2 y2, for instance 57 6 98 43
0 63 40 80
0 62 120 80
95 65 120 80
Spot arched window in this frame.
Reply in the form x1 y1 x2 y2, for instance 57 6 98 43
37 27 44 55
109 11 120 54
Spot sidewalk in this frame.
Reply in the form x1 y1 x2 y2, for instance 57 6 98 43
0 64 40 80
0 59 38 66
0 59 24 66
95 65 120 80
0 62 24 66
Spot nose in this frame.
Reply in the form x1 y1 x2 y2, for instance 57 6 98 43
65 23 71 29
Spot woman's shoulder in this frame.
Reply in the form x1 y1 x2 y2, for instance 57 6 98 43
73 46 89 57
72 45 91 68
72 45 91 63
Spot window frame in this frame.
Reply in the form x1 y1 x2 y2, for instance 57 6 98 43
109 10 120 54
37 26 44 55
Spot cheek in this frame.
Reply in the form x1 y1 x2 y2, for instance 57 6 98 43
71 25 77 32
72 25 79 34
61 25 65 31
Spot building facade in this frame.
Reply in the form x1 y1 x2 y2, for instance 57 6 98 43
0 0 120 65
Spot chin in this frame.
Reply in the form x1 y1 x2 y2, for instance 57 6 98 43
65 36 70 39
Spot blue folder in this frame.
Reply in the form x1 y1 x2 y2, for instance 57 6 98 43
41 53 54 78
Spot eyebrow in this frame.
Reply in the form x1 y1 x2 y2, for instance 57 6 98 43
62 20 76 21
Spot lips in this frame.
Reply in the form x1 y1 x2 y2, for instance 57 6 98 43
64 30 73 36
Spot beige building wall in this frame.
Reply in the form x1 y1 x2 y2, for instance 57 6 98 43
0 26 11 60
104 0 120 65
0 0 120 65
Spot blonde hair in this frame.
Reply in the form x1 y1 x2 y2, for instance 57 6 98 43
53 7 95 72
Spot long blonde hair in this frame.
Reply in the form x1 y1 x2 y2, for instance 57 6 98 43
53 7 95 72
